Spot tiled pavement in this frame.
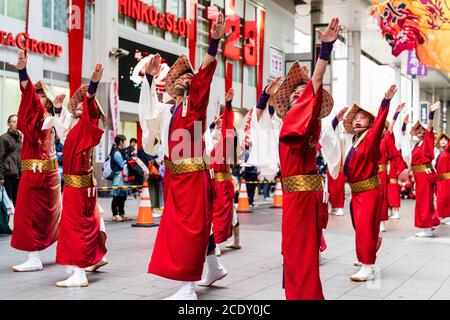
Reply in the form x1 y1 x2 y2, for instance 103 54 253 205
1 193 450 300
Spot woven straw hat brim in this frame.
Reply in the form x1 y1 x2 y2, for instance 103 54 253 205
34 81 55 107
268 61 334 120
410 120 426 136
343 103 376 134
69 85 106 120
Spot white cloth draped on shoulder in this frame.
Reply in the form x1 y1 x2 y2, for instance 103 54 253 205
138 76 172 157
319 119 342 180
247 106 281 180
42 106 78 140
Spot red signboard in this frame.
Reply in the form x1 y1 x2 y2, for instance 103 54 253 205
0 31 63 57
118 0 189 37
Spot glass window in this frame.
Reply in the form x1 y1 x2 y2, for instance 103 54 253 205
232 59 242 82
54 0 68 32
84 1 92 39
0 0 5 15
7 0 27 20
1 77 22 135
42 0 52 28
246 65 256 87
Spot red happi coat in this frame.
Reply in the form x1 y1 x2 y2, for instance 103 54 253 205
279 80 327 301
378 132 392 221
56 96 106 268
327 165 345 209
344 99 390 265
11 79 61 252
211 102 235 244
148 61 217 281
411 130 440 228
436 144 450 218
387 132 407 208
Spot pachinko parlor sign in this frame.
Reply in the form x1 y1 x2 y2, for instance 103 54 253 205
0 30 63 58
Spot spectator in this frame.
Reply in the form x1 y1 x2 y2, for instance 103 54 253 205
126 137 138 158
0 115 22 205
110 134 131 222
242 149 259 207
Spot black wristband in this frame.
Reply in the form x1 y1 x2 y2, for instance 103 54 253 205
208 38 220 56
88 80 99 96
18 68 28 82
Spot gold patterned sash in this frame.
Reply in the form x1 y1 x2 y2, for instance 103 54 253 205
215 172 232 182
437 172 450 181
389 178 398 184
166 157 209 175
63 173 94 188
378 164 388 172
412 163 432 173
282 175 323 193
349 175 381 193
21 158 59 171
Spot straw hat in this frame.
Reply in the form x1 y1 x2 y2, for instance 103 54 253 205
164 54 195 98
343 103 376 134
410 120 426 136
267 61 334 120
69 85 107 120
435 131 450 148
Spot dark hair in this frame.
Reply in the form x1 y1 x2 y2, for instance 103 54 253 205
115 134 126 146
130 138 137 144
7 114 18 124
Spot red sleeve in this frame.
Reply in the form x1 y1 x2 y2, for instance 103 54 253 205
279 80 322 144
422 130 435 163
189 60 218 112
363 98 390 148
221 102 235 159
446 144 450 153
17 78 46 141
385 131 401 160
71 96 104 156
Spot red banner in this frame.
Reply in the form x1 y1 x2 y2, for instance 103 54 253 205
68 0 86 97
256 8 265 101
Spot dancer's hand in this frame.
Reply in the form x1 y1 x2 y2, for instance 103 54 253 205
403 114 409 124
53 94 66 109
14 50 27 70
211 11 225 40
396 102 406 113
430 101 441 112
264 77 281 96
336 107 348 121
316 17 340 43
91 63 104 83
146 54 162 76
385 85 398 100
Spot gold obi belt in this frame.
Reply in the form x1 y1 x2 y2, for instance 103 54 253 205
21 158 59 172
63 173 94 188
389 178 398 184
437 172 450 181
378 164 388 173
412 163 432 173
349 175 381 193
282 174 323 193
166 157 209 175
339 166 344 173
215 172 232 182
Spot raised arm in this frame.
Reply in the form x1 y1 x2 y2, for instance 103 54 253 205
201 10 225 70
14 50 29 89
389 103 406 133
401 114 409 136
427 101 441 132
256 77 280 121
332 106 348 131
312 18 341 94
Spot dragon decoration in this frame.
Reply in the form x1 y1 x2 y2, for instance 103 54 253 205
371 0 450 71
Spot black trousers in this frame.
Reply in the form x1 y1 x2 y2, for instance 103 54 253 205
111 195 127 216
4 176 20 205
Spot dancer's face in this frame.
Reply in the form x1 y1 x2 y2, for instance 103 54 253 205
439 137 449 148
75 102 83 117
38 92 48 107
352 111 371 134
416 127 425 140
174 73 193 96
289 85 305 102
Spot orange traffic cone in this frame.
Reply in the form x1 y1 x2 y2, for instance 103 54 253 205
237 179 253 213
132 182 159 227
271 178 283 209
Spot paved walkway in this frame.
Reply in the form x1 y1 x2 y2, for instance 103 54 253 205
1 194 450 300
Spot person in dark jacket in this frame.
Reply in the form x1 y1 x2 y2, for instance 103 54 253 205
0 115 22 205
